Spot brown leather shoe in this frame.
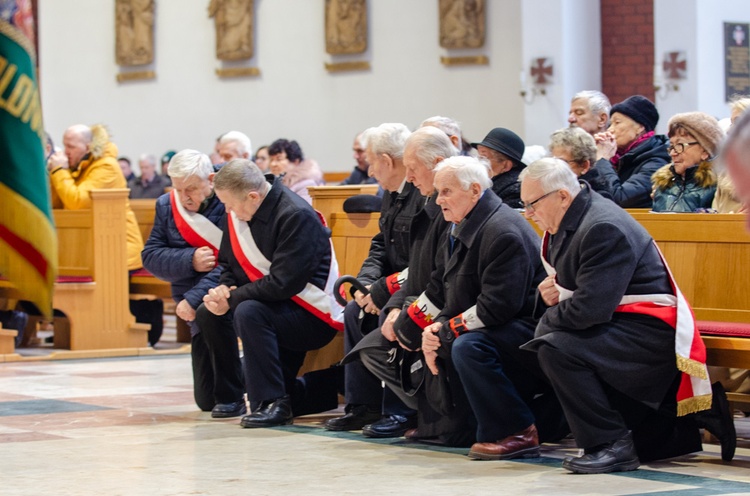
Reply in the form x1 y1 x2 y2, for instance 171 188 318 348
468 424 540 460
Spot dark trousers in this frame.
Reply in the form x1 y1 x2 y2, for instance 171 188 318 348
358 330 419 411
194 304 246 406
230 299 337 408
452 320 557 442
191 330 215 412
344 301 413 416
537 343 702 459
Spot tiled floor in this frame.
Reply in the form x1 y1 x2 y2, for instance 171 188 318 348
1 354 750 496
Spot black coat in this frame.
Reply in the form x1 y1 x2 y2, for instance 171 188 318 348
523 184 677 407
141 192 224 310
384 194 450 311
594 134 670 208
219 176 334 314
419 192 545 442
357 182 425 308
491 167 523 209
431 192 543 326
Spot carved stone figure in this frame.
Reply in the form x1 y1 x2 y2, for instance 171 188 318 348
439 0 485 49
208 0 254 60
325 0 367 55
115 0 155 66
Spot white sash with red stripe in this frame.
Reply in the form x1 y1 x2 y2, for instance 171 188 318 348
541 232 711 415
227 211 344 331
170 190 222 258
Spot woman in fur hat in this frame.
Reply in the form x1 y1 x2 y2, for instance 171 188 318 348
651 112 723 212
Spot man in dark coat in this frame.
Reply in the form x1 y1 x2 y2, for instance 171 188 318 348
407 156 560 459
348 126 455 439
324 123 425 433
128 154 171 199
471 127 526 208
519 157 734 474
199 159 343 428
141 149 236 415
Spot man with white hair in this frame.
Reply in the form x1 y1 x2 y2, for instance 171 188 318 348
519 158 733 473
410 156 558 459
324 123 423 433
568 90 611 135
141 150 241 416
216 130 253 165
420 115 463 152
129 153 170 199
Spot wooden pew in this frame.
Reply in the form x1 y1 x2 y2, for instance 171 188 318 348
0 189 149 352
309 185 380 227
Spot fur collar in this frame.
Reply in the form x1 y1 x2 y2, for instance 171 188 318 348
652 160 717 190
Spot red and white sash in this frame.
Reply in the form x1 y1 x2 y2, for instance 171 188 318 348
541 232 711 415
226 211 344 332
170 190 223 258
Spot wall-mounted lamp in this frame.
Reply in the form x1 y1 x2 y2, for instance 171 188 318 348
654 51 685 100
520 57 553 105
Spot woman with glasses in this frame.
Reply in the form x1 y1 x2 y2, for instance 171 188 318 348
651 112 723 212
593 95 670 208
549 127 612 198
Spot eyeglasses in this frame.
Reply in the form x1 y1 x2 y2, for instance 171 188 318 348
667 142 699 155
522 190 559 213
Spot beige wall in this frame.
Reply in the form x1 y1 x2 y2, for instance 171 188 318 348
38 0 527 171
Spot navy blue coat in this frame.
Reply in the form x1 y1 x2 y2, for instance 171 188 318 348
141 192 225 310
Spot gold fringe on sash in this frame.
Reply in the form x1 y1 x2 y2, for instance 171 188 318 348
677 393 712 416
676 354 708 380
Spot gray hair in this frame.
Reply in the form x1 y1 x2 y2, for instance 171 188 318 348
361 123 411 159
434 156 492 192
420 115 462 143
405 126 458 170
219 130 253 157
213 158 266 196
549 127 597 164
519 157 581 197
138 154 157 166
572 90 611 117
167 149 214 180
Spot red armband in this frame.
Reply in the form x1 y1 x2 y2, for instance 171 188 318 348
448 314 467 338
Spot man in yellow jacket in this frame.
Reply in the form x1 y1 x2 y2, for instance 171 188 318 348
47 124 163 345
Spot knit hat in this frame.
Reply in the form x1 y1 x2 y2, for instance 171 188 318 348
667 111 725 158
610 95 659 132
161 150 177 165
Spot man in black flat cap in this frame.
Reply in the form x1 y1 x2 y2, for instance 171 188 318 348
472 128 527 208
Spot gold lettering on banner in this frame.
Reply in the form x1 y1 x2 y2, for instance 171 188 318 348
215 67 261 78
116 70 156 82
325 61 370 73
440 55 489 66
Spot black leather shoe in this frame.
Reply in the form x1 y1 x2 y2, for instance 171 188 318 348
562 432 640 474
362 414 417 438
323 404 381 431
695 382 736 461
211 399 247 419
240 396 293 428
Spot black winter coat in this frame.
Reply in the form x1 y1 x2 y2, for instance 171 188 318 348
357 182 425 308
595 134 670 208
219 176 335 314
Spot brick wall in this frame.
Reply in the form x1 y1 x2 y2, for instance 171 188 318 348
601 0 655 103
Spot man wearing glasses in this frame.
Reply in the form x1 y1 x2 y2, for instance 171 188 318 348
518 158 734 474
